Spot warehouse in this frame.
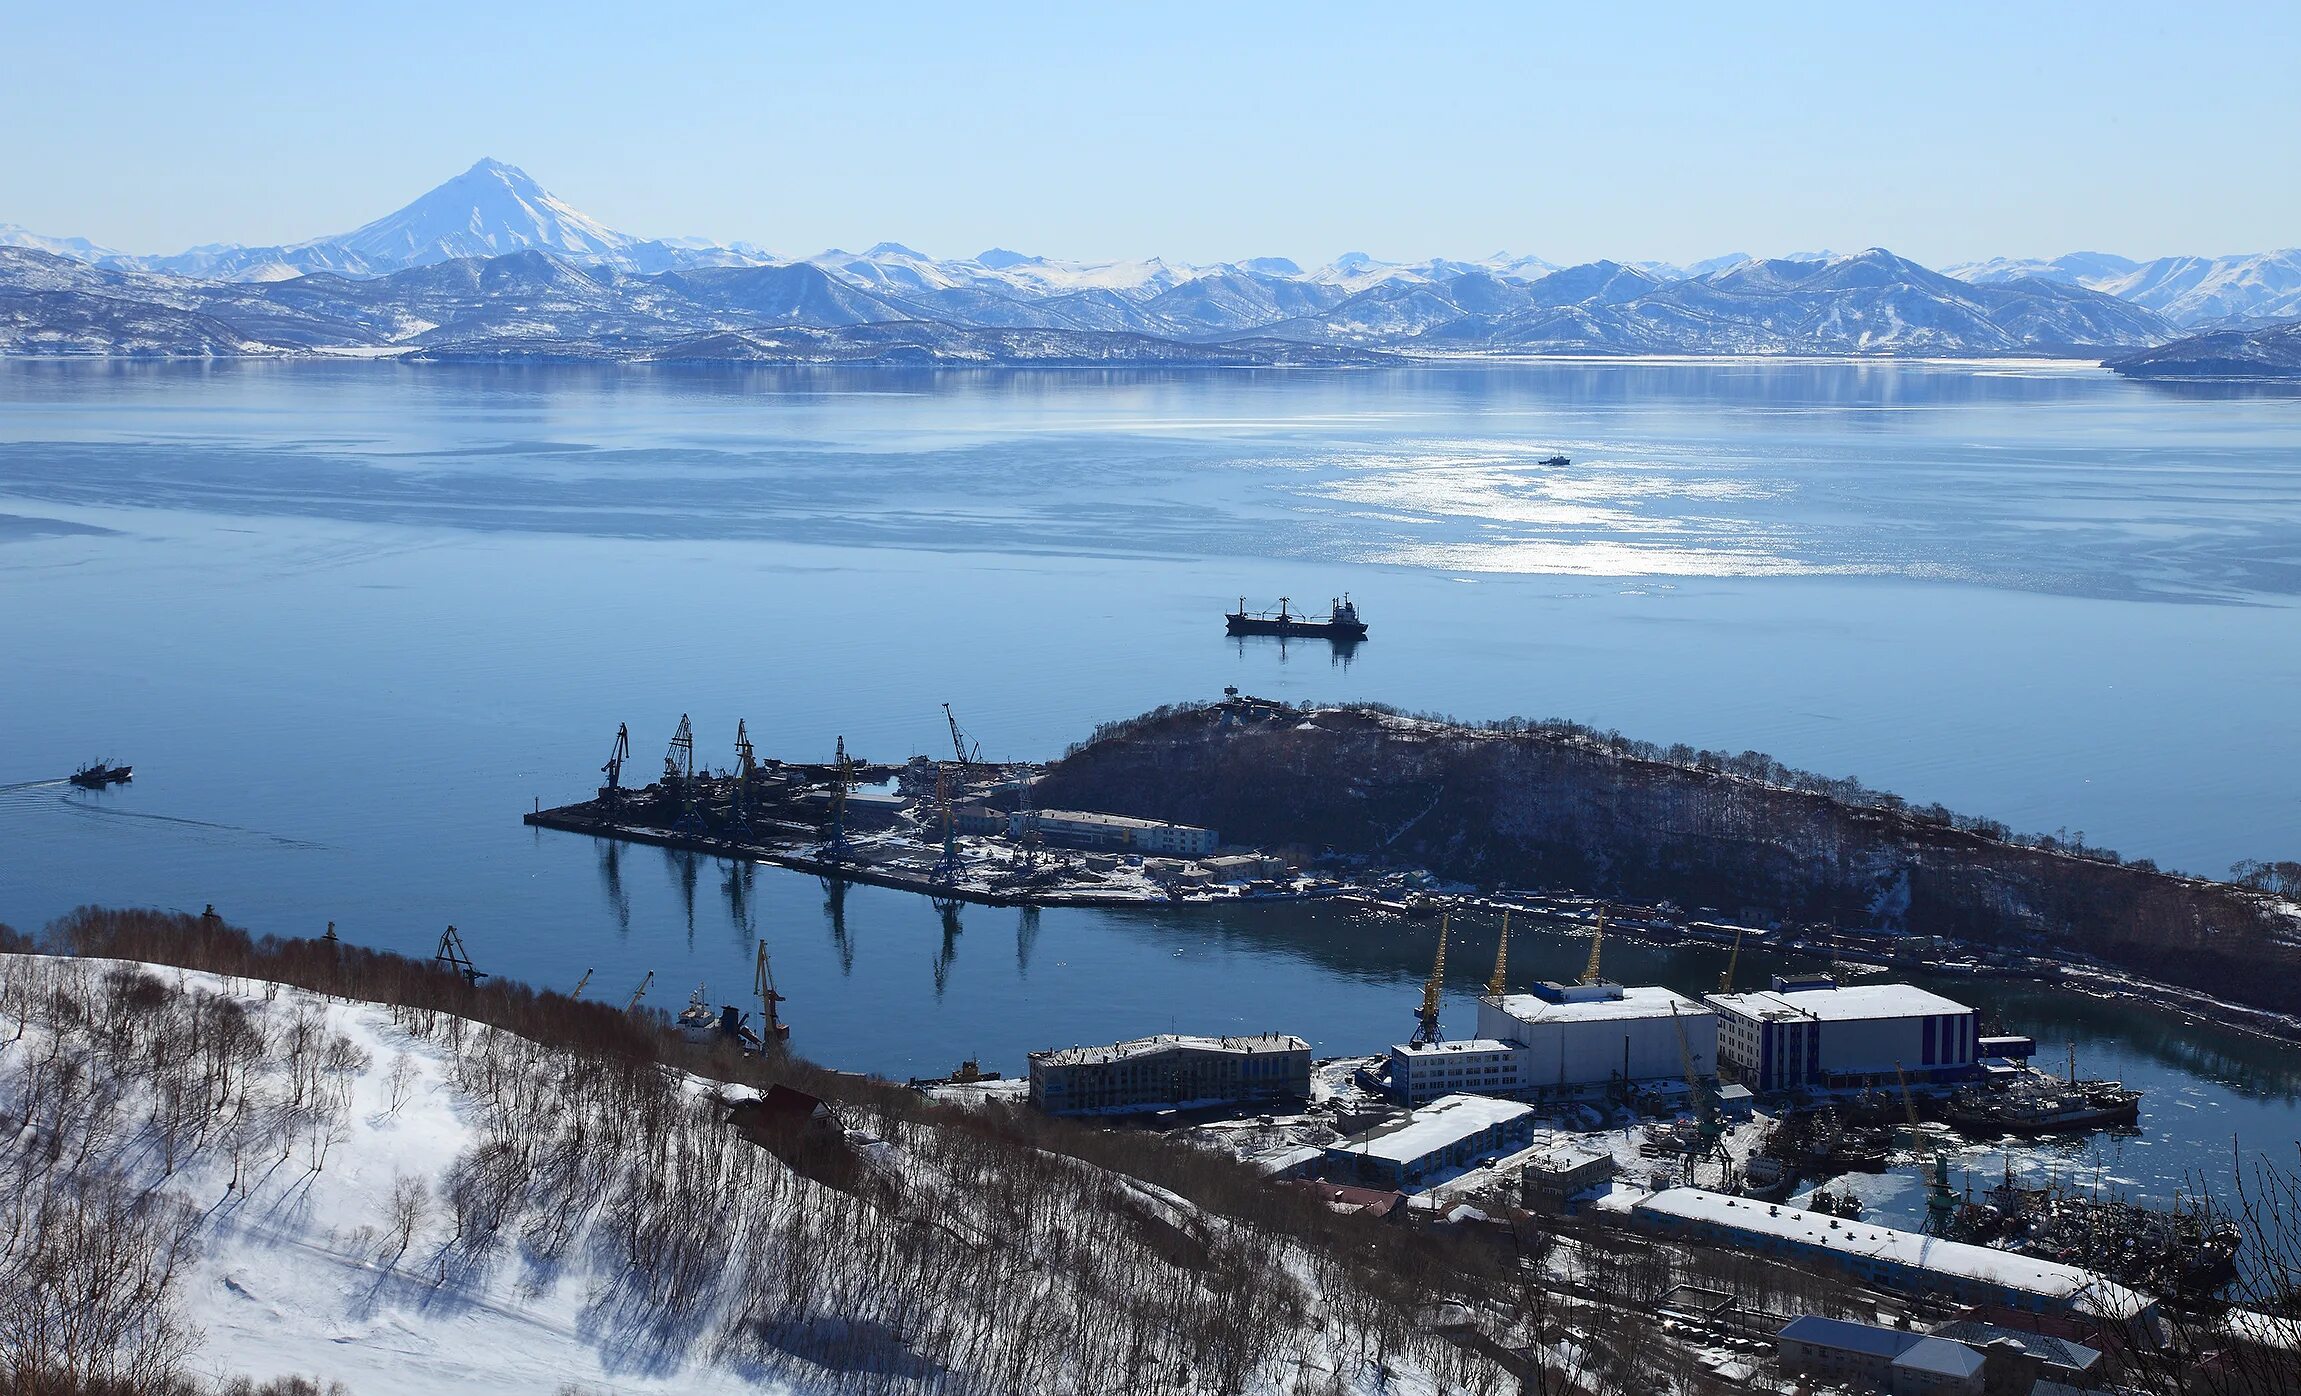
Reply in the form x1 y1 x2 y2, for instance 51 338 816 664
1028 1032 1308 1115
1774 1316 1985 1395
1471 981 1719 1098
1704 975 1980 1091
1601 1188 2155 1327
1008 809 1218 857
1323 1093 1536 1189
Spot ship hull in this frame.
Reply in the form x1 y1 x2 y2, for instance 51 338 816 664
1226 615 1368 640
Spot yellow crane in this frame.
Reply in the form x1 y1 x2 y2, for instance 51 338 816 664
755 942 790 1042
1670 1005 1725 1184
1486 909 1511 997
1578 911 1607 985
1718 926 1745 994
1411 912 1449 1046
569 967 593 999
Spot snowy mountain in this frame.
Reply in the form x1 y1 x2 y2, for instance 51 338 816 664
2107 317 2301 378
0 161 2199 357
135 158 676 281
2088 250 2301 327
1946 249 2301 327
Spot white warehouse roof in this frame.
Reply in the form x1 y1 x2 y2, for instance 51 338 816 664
1707 982 1972 1023
1393 1038 1516 1058
1611 1188 2151 1321
1332 1093 1533 1167
1032 1032 1306 1067
1491 984 1709 1025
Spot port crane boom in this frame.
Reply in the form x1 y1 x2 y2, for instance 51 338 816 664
755 942 789 1042
1486 910 1511 997
626 969 654 1013
942 703 979 768
1411 913 1449 1046
433 926 485 986
1579 912 1607 985
1718 926 1745 993
599 723 630 813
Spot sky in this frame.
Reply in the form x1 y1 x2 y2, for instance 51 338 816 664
3 1 2294 268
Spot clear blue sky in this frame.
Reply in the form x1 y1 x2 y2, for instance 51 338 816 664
4 1 2292 266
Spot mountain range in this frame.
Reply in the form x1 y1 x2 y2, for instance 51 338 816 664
3 159 2292 363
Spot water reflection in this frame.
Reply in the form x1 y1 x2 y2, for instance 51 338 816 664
822 876 853 975
665 846 700 943
597 839 630 935
932 897 965 999
1017 905 1041 977
1230 633 1360 669
722 857 756 949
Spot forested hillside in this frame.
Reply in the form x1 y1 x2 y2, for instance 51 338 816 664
1037 702 2301 1014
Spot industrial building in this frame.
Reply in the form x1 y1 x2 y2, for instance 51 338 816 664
1385 979 1718 1105
1008 809 1218 858
1519 1138 1616 1212
1323 1093 1535 1189
1775 1316 1986 1396
1704 975 1981 1091
1028 1032 1308 1115
1387 1038 1528 1106
1599 1188 2155 1326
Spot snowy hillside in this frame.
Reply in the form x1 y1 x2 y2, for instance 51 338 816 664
0 945 1499 1395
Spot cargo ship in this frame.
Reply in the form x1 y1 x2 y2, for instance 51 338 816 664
1225 595 1368 640
68 761 133 789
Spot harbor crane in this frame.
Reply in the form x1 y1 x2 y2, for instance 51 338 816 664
1486 910 1511 997
930 764 964 885
1410 912 1450 1047
1671 1005 1730 1186
731 720 758 831
626 969 655 1014
1896 1061 1961 1234
664 715 704 833
434 926 486 986
569 967 593 1000
754 942 790 1042
821 736 856 860
599 723 630 814
1578 911 1607 985
664 714 696 784
1718 925 1745 994
942 702 980 769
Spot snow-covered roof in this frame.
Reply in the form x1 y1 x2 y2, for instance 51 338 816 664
1492 984 1710 1025
1031 1032 1307 1067
1705 982 1973 1024
1631 1189 2150 1320
1393 1037 1516 1057
1033 809 1210 834
1327 1093 1533 1167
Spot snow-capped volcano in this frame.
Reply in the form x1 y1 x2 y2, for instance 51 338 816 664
328 157 639 267
129 159 689 282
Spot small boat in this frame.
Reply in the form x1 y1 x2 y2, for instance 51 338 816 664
676 984 765 1053
68 761 133 789
1225 594 1368 641
1537 454 1570 467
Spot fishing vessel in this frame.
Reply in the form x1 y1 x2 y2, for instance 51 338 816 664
68 761 132 789
1225 595 1368 640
